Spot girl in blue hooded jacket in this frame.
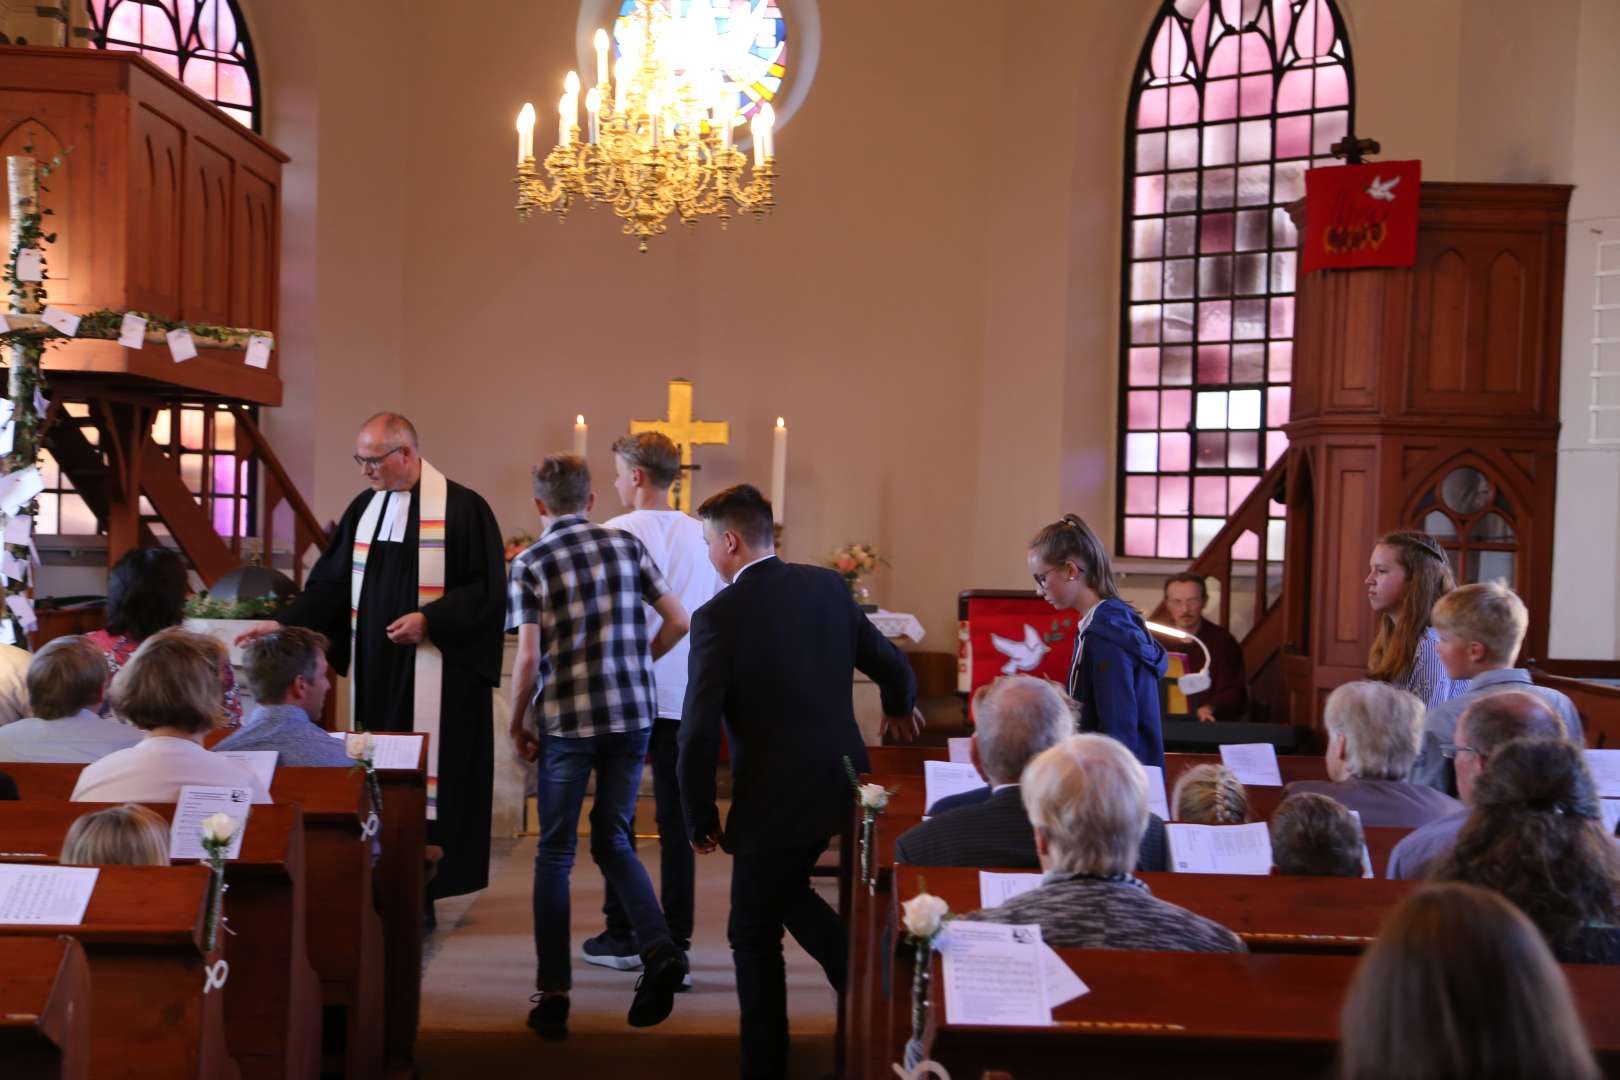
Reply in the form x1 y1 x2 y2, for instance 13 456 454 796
1028 514 1168 769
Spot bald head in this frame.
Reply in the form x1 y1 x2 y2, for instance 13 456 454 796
1456 690 1566 805
971 675 1075 785
361 412 418 449
355 412 422 491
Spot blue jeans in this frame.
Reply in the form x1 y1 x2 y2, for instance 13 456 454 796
534 727 671 991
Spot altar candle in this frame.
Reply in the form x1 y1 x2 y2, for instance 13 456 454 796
574 415 588 458
771 417 787 524
516 102 536 163
594 28 610 88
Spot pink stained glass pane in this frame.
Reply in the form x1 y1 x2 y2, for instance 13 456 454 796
1270 296 1295 339
1132 304 1163 344
1161 389 1192 429
1203 124 1236 166
183 57 218 99
216 63 252 106
1233 298 1267 340
1238 119 1272 162
1239 32 1272 74
1268 342 1293 381
1274 160 1306 200
1135 219 1164 258
1315 63 1349 108
1197 345 1230 383
1201 213 1235 252
1170 84 1201 125
1313 110 1349 155
1137 131 1167 172
1135 175 1166 216
1209 35 1239 77
1128 391 1161 430
1130 347 1161 386
1125 476 1157 515
1294 0 1337 60
1237 164 1271 205
1276 114 1311 159
1204 78 1239 122
221 106 253 128
1232 530 1260 560
212 455 237 496
1194 476 1227 515
141 5 178 51
109 3 144 40
1238 73 1273 117
1271 497 1287 519
1158 519 1190 559
1270 250 1297 294
1232 344 1265 382
1160 433 1192 472
1268 0 1293 50
1229 431 1260 468
1198 301 1233 340
1124 518 1158 557
1165 259 1194 299
1159 475 1190 514
1150 17 1191 79
1139 87 1169 129
1132 262 1163 301
1190 1 1213 64
1164 304 1196 343
1163 347 1194 385
1229 475 1260 507
1266 429 1289 467
146 51 181 78
1277 69 1313 113
198 0 239 52
1126 433 1160 473
1267 385 1292 425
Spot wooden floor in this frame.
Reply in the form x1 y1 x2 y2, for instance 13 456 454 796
416 816 839 1078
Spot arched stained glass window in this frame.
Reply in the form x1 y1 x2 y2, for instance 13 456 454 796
1119 0 1352 559
87 0 261 132
614 0 787 122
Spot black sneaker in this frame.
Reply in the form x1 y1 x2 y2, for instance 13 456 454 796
581 931 643 971
627 943 687 1028
527 993 569 1040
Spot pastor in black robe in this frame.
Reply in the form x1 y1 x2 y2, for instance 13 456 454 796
278 476 505 898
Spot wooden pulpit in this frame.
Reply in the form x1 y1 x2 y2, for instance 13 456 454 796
1280 182 1572 726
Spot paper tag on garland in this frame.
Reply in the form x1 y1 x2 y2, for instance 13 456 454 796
119 313 148 349
3 514 31 545
15 248 44 282
245 335 273 369
1 550 27 584
40 306 80 337
167 327 198 362
0 422 13 458
5 593 37 633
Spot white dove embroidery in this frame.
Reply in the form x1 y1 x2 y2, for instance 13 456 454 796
990 624 1050 675
1365 174 1401 202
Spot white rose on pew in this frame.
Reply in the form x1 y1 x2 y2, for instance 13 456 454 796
200 812 238 845
346 732 375 762
901 892 950 941
858 783 892 811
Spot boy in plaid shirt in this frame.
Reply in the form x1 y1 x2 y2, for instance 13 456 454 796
506 454 692 1039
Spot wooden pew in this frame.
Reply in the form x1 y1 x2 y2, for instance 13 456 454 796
4 762 386 1080
0 936 92 1080
914 947 1620 1078
269 768 386 1080
0 865 237 1080
0 801 322 1080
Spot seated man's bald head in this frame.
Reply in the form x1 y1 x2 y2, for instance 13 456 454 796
360 412 418 449
971 675 1075 785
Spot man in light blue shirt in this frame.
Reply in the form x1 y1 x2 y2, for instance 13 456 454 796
0 635 139 763
1409 583 1581 795
216 627 350 767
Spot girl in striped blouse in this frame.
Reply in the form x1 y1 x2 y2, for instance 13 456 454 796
1364 531 1466 709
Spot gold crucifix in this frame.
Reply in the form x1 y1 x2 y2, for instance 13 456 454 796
629 378 730 511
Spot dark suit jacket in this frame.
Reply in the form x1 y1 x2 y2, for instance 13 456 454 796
895 785 1169 873
678 557 916 856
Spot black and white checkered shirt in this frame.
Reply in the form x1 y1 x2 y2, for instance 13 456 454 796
506 514 670 737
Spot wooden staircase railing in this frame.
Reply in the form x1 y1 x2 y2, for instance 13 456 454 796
1150 455 1291 724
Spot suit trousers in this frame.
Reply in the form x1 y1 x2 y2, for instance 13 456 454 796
729 836 844 1080
601 717 694 950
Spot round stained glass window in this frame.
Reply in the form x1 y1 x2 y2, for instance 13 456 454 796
1439 467 1492 515
615 0 788 123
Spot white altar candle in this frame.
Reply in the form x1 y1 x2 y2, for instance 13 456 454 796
574 415 588 458
771 416 787 524
516 103 535 163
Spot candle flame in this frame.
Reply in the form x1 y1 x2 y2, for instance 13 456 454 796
776 417 785 428
576 414 586 425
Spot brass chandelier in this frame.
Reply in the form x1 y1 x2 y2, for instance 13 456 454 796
513 0 777 253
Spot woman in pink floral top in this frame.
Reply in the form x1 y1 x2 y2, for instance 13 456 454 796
88 548 242 727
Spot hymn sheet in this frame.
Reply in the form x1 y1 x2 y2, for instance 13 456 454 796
170 786 252 861
924 761 986 812
0 865 99 925
1166 821 1273 875
1219 743 1284 787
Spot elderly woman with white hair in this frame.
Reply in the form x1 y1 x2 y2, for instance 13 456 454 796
1284 680 1462 829
963 734 1244 953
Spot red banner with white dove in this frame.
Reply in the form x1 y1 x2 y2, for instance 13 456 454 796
1302 160 1422 274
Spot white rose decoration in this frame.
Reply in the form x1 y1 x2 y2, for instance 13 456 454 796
901 892 950 941
858 783 891 810
200 812 239 845
345 732 375 761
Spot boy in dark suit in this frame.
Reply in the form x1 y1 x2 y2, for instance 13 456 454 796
679 484 921 1080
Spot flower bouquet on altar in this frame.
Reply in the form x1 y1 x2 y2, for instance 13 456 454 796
828 543 887 611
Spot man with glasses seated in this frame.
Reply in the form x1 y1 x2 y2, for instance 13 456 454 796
1386 690 1566 880
236 412 506 919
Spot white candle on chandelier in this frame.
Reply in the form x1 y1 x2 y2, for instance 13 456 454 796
614 59 628 113
574 415 588 458
759 102 776 162
750 111 764 167
771 417 788 525
648 89 662 147
558 94 574 147
718 85 736 150
516 102 536 163
594 28 610 88
585 88 602 144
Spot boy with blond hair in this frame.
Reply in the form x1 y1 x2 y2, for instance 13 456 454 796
1409 582 1581 794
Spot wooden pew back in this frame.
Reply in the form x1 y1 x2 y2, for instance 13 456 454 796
0 935 92 1080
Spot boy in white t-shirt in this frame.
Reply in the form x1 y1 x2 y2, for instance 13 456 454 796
582 432 725 975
